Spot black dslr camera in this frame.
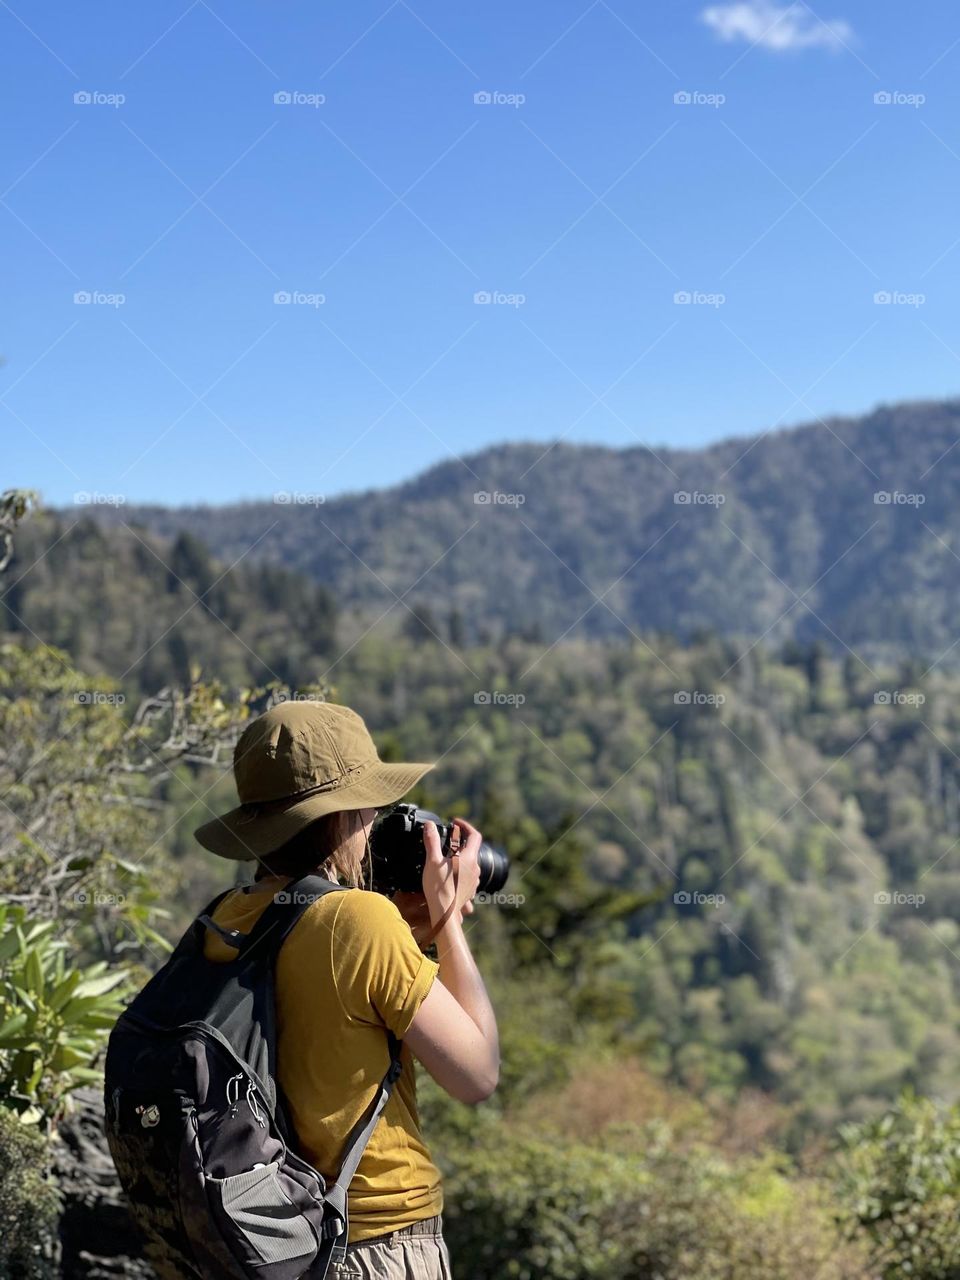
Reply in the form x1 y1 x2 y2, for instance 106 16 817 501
369 804 510 896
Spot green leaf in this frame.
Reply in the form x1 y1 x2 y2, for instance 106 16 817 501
0 925 22 966
48 969 82 1013
65 1067 104 1084
50 1045 91 1071
23 947 45 999
61 993 125 1023
0 1012 29 1042
71 972 127 1000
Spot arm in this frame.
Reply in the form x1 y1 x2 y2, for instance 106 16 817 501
403 818 500 1105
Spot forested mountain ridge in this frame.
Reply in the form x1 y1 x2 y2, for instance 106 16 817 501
80 396 960 658
5 503 956 1132
8 480 960 1274
0 517 337 692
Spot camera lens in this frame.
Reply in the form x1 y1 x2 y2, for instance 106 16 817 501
477 843 510 894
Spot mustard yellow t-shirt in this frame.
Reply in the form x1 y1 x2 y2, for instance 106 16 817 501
202 880 443 1243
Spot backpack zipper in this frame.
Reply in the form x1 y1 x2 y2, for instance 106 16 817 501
225 1072 244 1117
225 1071 266 1128
246 1079 266 1127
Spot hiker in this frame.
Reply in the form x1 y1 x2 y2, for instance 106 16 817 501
194 700 500 1278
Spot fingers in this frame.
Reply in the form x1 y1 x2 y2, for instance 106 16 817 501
421 819 445 865
451 817 482 859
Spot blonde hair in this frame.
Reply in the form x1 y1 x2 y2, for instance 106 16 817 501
253 809 373 888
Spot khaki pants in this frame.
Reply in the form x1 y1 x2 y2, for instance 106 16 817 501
327 1214 453 1280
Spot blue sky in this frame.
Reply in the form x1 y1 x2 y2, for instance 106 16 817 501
4 0 960 506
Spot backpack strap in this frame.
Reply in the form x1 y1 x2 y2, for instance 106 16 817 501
240 873 346 960
194 885 243 951
197 876 407 1248
197 874 345 962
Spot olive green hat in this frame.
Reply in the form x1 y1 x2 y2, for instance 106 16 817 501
194 700 436 861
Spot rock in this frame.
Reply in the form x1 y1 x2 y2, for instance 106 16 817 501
50 1087 155 1280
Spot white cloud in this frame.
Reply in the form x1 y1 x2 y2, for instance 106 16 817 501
701 1 853 53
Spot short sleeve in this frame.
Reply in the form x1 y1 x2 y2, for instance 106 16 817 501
330 889 439 1038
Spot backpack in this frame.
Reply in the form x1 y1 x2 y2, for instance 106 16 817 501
103 874 404 1280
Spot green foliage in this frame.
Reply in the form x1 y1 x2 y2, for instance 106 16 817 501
441 1125 871 1279
1 514 337 693
14 481 960 1272
0 903 128 1124
0 1105 60 1278
836 1091 960 1278
326 629 960 1132
0 637 268 961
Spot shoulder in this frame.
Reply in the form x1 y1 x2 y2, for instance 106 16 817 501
291 886 404 938
330 888 406 934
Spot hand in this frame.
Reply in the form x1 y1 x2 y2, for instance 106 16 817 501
393 890 473 949
421 817 482 929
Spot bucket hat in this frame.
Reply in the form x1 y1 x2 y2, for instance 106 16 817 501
194 700 436 861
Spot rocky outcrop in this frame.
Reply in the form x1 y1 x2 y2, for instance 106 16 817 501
51 1087 154 1280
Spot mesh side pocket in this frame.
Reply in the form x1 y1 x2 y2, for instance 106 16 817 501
208 1159 317 1273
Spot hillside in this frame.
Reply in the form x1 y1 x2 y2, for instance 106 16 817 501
0 516 337 693
80 396 960 659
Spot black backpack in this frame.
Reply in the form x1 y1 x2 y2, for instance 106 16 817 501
103 874 403 1280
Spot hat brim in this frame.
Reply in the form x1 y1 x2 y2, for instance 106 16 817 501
194 760 436 861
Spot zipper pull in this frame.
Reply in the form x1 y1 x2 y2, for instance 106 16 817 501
246 1079 266 1128
226 1072 244 1117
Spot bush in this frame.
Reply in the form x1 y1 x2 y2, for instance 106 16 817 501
440 1125 871 1280
0 1105 60 1279
836 1091 960 1278
0 903 128 1124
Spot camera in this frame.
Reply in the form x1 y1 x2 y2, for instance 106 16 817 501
369 804 510 895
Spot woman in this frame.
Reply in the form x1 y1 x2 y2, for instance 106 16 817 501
194 699 500 1280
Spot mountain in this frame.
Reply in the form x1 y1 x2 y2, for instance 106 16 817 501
78 397 960 660
0 519 337 693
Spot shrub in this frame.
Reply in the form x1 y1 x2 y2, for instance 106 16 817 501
0 1105 59 1279
836 1090 960 1278
440 1124 871 1280
0 903 128 1124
